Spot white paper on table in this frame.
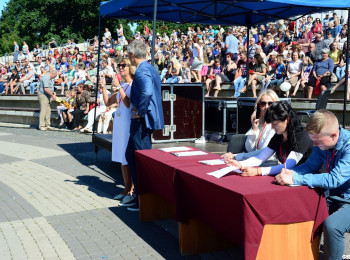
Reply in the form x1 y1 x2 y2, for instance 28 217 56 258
159 146 192 152
288 184 301 187
207 166 241 178
171 151 208 157
199 159 226 166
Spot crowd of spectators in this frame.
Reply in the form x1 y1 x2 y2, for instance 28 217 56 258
0 12 349 129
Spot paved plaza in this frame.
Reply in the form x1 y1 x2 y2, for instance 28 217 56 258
0 125 349 260
0 125 244 260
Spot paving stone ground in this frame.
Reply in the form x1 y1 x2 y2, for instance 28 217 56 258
0 125 348 260
0 126 242 260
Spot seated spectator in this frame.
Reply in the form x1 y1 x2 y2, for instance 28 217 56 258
58 57 69 93
178 61 191 83
61 89 77 129
324 31 335 47
85 62 97 86
61 64 75 91
291 56 313 97
56 90 72 127
211 52 236 97
261 37 273 56
205 59 222 96
4 69 20 95
307 48 334 99
98 82 118 134
247 54 267 98
335 46 349 81
49 38 57 48
284 51 302 97
17 67 35 95
262 55 286 91
70 84 90 131
0 68 8 95
33 44 43 61
329 42 341 66
306 43 318 64
81 84 109 133
70 65 86 88
53 49 61 59
233 51 252 97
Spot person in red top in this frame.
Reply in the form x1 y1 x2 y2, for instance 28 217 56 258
53 49 61 59
288 18 296 35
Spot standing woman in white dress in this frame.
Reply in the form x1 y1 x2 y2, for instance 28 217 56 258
100 58 135 205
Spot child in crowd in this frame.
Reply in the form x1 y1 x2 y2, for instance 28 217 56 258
262 55 286 91
205 59 222 96
57 90 72 127
62 89 76 129
291 56 313 97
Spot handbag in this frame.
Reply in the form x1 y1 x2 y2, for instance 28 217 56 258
201 65 208 76
313 78 321 96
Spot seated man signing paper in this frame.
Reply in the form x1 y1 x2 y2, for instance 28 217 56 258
275 110 350 260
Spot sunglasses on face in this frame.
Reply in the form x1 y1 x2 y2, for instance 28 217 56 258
117 63 128 69
259 101 274 107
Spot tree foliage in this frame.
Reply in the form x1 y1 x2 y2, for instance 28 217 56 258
0 0 223 56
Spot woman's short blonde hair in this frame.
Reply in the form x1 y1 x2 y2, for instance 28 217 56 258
120 58 136 76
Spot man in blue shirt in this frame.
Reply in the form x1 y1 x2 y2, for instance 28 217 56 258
225 28 238 62
275 110 350 260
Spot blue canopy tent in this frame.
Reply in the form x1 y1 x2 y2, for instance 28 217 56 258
95 0 350 126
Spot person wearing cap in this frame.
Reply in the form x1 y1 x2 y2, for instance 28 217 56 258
323 14 330 31
306 48 334 99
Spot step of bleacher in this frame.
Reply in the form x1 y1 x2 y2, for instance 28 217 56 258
211 83 347 99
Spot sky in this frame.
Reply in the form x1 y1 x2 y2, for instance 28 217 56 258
0 0 7 17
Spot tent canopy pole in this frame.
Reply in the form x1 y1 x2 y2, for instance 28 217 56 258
151 0 158 66
93 14 103 135
343 8 350 127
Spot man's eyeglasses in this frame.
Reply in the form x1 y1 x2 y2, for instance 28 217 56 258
117 63 128 69
259 101 274 107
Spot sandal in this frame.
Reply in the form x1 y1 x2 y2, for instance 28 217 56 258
239 88 246 94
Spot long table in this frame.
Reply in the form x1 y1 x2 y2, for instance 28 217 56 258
135 148 329 260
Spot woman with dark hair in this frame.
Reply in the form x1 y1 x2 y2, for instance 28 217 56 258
247 54 267 98
210 52 237 97
225 101 313 177
70 83 90 131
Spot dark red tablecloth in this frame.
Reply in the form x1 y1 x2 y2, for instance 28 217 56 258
135 148 218 203
135 148 329 260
